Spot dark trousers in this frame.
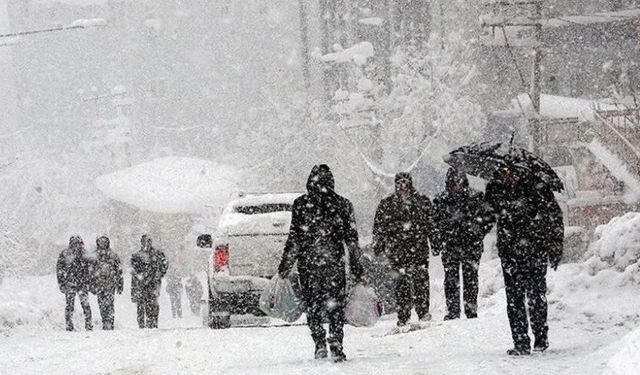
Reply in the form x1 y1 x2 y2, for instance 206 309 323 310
188 296 200 315
136 295 160 328
169 293 182 318
442 252 480 318
303 272 346 348
65 290 92 331
501 256 549 350
394 264 430 324
97 292 115 330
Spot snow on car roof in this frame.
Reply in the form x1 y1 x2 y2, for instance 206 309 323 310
95 156 240 214
229 193 302 208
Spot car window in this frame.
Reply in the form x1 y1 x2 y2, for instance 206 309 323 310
233 203 292 215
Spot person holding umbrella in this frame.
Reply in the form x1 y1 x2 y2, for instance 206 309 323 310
445 142 564 355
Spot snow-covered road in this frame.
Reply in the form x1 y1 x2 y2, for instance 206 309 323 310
1 262 639 375
0 308 631 375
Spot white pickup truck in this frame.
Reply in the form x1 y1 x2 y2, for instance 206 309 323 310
197 193 300 328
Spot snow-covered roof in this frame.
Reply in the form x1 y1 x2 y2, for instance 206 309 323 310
358 17 384 26
516 94 625 122
229 193 301 208
320 42 374 66
542 8 640 28
32 0 108 6
95 156 241 214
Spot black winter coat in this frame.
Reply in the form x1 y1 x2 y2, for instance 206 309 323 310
278 165 364 301
93 248 123 294
131 248 168 302
373 189 434 269
485 173 563 264
432 175 494 259
56 247 93 293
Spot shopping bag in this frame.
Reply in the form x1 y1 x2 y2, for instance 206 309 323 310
259 275 305 323
345 284 383 327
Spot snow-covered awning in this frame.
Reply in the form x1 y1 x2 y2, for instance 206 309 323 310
515 94 626 122
95 156 241 214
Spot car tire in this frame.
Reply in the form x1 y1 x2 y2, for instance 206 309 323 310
208 281 231 329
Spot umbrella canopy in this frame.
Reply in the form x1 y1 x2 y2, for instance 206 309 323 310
443 142 564 192
95 156 241 214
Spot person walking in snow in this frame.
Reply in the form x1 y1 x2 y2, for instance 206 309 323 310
373 172 435 326
432 168 494 320
485 166 563 355
56 235 94 331
165 268 183 319
278 164 364 362
92 235 123 330
185 274 203 315
131 235 168 329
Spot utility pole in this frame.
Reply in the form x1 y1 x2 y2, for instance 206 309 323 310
298 0 311 91
480 0 544 154
529 0 543 154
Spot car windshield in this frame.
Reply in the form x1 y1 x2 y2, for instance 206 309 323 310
233 203 292 215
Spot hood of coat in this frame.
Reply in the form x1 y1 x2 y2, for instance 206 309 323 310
445 168 469 195
306 164 335 197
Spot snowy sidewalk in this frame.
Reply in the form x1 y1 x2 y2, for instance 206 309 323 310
0 299 634 375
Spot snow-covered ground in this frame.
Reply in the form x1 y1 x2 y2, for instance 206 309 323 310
3 215 640 374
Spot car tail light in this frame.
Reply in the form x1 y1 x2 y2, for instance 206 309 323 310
214 244 229 272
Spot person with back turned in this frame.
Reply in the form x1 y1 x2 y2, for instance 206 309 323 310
278 164 364 362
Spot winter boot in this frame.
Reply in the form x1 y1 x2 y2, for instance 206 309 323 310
314 342 328 359
506 347 531 356
533 338 549 352
329 342 347 363
418 313 432 322
443 314 459 321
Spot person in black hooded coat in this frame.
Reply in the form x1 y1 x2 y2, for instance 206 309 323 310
432 168 494 320
93 235 123 330
131 235 169 329
372 172 435 326
485 166 563 355
278 164 364 362
56 235 93 331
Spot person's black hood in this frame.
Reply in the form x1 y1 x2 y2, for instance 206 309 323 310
445 168 469 194
306 164 335 196
96 235 110 250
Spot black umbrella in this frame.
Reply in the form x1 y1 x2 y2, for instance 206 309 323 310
443 142 564 192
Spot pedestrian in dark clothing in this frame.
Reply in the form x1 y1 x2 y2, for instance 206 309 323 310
185 274 203 315
278 164 364 362
93 236 123 330
166 269 183 319
432 168 494 320
485 166 563 355
131 235 168 329
373 172 435 326
56 235 93 331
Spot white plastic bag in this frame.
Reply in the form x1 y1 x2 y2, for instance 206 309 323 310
345 284 383 327
259 275 305 323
